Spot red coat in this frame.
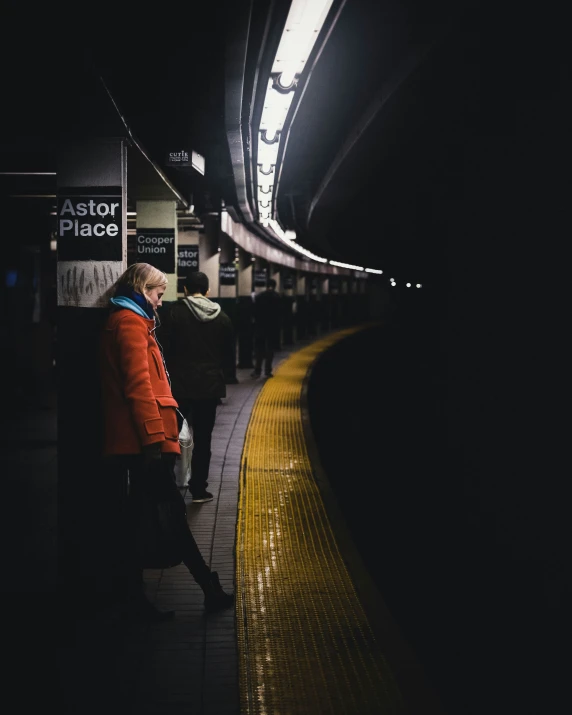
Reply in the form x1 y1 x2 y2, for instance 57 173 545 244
100 308 180 455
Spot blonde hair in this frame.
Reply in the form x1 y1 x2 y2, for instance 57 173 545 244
115 263 168 296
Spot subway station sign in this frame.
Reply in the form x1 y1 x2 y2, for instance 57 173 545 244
253 268 268 288
220 262 237 285
178 245 199 271
177 245 199 293
57 187 123 261
283 271 294 290
166 149 192 167
135 228 175 273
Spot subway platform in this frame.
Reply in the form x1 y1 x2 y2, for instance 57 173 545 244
2 327 442 715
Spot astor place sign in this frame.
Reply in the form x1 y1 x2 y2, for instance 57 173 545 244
57 188 123 261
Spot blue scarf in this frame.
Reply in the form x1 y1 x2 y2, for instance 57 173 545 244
110 284 155 319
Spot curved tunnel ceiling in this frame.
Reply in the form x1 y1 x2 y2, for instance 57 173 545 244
274 0 483 283
3 0 496 286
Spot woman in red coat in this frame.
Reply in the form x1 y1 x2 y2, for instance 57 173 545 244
100 262 233 620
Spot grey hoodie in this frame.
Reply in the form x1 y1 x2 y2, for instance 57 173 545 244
185 295 221 322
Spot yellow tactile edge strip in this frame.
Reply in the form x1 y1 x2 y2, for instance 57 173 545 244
236 328 405 714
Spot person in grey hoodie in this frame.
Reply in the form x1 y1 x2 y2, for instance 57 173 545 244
157 271 235 502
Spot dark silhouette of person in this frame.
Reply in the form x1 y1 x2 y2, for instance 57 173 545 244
251 278 281 378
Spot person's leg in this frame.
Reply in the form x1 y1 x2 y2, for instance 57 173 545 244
188 398 218 500
160 454 234 611
264 345 274 376
155 454 211 580
124 456 175 621
252 337 263 376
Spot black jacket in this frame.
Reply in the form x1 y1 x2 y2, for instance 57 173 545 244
253 289 282 342
158 297 234 400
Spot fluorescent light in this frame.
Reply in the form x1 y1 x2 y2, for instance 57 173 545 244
257 172 274 192
0 172 56 175
257 139 280 167
255 0 335 225
192 150 205 175
365 268 383 274
260 79 296 134
329 260 365 271
266 218 327 262
272 0 335 77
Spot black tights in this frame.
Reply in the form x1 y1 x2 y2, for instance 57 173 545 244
110 453 211 598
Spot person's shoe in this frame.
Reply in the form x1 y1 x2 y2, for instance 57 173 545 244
200 571 235 613
250 370 261 378
264 372 274 378
192 490 214 503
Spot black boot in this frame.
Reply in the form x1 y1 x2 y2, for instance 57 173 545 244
200 571 234 613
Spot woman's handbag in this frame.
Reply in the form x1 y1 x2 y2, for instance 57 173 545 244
177 415 193 488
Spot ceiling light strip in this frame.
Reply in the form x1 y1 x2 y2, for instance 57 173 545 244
255 0 335 225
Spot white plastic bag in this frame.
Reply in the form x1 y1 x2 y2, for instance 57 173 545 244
176 417 193 487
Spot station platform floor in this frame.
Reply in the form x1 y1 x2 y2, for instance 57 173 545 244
2 327 442 715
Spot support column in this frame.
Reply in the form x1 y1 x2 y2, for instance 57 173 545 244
340 277 349 326
308 274 318 337
237 248 254 368
217 235 238 382
253 258 269 294
296 272 308 340
200 215 220 297
320 276 330 333
135 201 178 302
330 276 341 327
56 138 127 606
177 228 200 297
218 233 236 300
282 269 295 345
270 264 281 292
